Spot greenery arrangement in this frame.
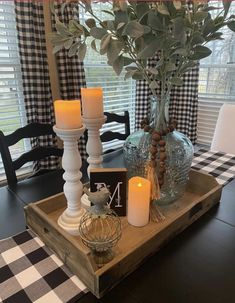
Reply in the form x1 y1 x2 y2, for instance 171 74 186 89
49 0 235 99
49 1 235 204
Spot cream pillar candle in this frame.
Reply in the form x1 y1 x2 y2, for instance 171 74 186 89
127 176 151 227
54 100 82 129
81 87 103 118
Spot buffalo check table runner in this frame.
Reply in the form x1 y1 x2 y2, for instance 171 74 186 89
0 230 87 303
192 148 235 186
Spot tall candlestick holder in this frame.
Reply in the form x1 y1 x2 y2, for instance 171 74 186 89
53 125 86 235
82 116 106 178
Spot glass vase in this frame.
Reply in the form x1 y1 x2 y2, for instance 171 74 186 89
123 95 194 206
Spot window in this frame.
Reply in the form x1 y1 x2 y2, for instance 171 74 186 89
0 1 29 180
197 2 235 145
80 3 135 151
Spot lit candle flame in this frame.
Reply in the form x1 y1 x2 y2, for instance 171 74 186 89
137 182 142 188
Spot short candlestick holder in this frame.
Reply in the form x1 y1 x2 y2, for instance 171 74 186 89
53 125 86 236
82 116 106 178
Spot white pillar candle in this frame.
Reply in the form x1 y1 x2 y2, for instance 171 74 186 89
54 100 82 129
127 176 151 227
81 87 104 119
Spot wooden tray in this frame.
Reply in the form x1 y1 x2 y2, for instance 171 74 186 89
25 169 222 298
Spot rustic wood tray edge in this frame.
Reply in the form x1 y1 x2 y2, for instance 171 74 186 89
25 170 222 298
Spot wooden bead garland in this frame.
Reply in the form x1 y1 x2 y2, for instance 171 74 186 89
140 118 177 188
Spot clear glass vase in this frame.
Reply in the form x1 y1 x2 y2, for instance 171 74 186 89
123 95 194 206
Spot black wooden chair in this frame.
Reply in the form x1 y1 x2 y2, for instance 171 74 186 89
0 123 63 185
84 111 130 154
101 111 130 154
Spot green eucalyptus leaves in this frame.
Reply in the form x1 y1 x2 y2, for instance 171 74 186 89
49 0 235 95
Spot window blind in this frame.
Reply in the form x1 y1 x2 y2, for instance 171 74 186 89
197 2 235 145
80 3 135 151
0 1 29 180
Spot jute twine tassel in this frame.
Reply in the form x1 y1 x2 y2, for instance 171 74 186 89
147 162 165 223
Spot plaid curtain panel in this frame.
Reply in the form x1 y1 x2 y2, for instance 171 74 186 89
53 1 87 160
135 58 199 144
15 1 87 171
15 1 60 171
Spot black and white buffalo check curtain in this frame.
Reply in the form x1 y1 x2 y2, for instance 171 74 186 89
135 60 199 145
15 1 59 171
15 1 87 171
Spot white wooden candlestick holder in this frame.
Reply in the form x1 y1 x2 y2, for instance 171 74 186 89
82 116 106 178
53 125 86 236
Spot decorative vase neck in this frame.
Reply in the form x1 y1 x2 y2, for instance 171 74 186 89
150 95 170 132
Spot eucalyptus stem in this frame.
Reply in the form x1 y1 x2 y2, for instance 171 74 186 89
49 0 235 114
79 2 118 38
79 3 102 25
125 37 158 100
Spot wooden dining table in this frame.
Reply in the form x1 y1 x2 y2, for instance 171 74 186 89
1 149 235 303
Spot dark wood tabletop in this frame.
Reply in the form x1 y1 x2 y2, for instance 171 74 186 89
1 149 235 303
0 187 26 238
